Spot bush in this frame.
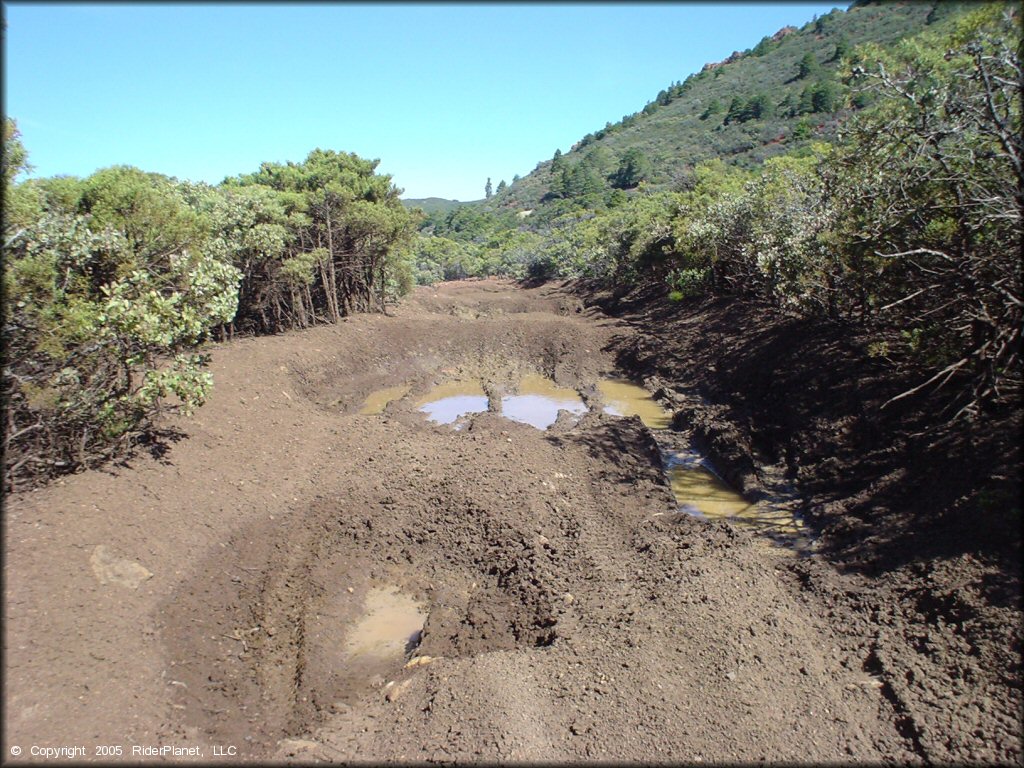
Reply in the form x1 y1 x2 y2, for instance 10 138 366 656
667 267 710 298
4 210 240 489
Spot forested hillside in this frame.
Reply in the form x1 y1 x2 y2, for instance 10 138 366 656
3 0 1019 489
401 197 472 215
2 141 417 487
490 0 968 214
408 1 1020 427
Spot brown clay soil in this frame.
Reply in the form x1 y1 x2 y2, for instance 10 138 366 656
4 278 1021 764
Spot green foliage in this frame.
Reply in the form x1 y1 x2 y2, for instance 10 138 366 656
798 52 821 79
449 0 1019 425
750 34 781 58
2 118 31 189
667 267 710 298
827 4 1022 415
495 1 947 213
811 84 838 114
700 98 724 120
791 117 815 139
4 198 240 487
724 92 774 124
611 148 652 189
230 148 416 319
78 166 205 266
4 139 415 486
831 34 852 62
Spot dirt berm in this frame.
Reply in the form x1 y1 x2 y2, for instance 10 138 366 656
4 278 1020 764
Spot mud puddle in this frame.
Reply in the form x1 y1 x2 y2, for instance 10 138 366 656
597 377 673 429
377 374 592 431
415 381 488 425
595 376 810 551
344 586 426 659
335 586 427 703
359 385 410 415
501 373 588 429
665 447 811 552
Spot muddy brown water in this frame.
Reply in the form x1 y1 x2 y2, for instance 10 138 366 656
597 377 673 429
665 446 812 552
363 372 809 549
13 280 1012 764
358 385 410 415
343 586 426 660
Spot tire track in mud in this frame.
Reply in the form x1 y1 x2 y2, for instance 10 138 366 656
7 279 922 762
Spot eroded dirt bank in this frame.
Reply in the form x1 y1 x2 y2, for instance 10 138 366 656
4 279 1019 764
576 278 1023 764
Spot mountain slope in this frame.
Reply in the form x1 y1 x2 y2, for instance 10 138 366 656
489 1 961 214
401 197 476 214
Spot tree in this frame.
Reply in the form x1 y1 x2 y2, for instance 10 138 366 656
831 34 852 62
230 148 414 319
496 179 507 194
830 6 1022 417
611 148 652 189
724 96 746 124
798 52 820 79
725 93 774 124
2 118 31 189
485 177 493 199
3 162 240 488
810 80 840 113
798 79 840 114
563 162 604 199
700 98 724 120
746 92 774 120
779 92 799 118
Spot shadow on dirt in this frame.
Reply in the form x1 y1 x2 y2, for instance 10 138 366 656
568 278 1022 582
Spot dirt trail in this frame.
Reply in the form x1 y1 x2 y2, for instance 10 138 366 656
3 279 973 762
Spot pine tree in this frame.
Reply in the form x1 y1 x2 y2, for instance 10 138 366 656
798 52 819 79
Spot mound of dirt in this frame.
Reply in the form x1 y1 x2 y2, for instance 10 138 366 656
4 278 1019 764
576 278 1023 764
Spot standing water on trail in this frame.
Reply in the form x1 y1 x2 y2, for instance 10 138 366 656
597 377 810 551
359 385 411 415
665 447 812 551
333 585 428 706
344 586 427 660
597 378 673 429
501 373 588 430
416 381 489 425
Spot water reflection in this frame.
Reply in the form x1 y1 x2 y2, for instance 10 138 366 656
416 381 488 424
665 448 811 550
597 378 673 429
501 374 588 430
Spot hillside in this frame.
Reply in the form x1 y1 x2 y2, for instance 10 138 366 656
486 0 965 215
401 197 475 215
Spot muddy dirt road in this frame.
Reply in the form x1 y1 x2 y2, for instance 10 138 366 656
3 280 1014 763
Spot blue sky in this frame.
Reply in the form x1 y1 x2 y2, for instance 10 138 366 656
4 2 842 200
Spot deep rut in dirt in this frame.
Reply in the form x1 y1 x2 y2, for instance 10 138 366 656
9 279 1010 763
149 283 914 762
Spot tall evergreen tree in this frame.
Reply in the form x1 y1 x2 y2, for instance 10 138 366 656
798 52 820 79
612 148 653 189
